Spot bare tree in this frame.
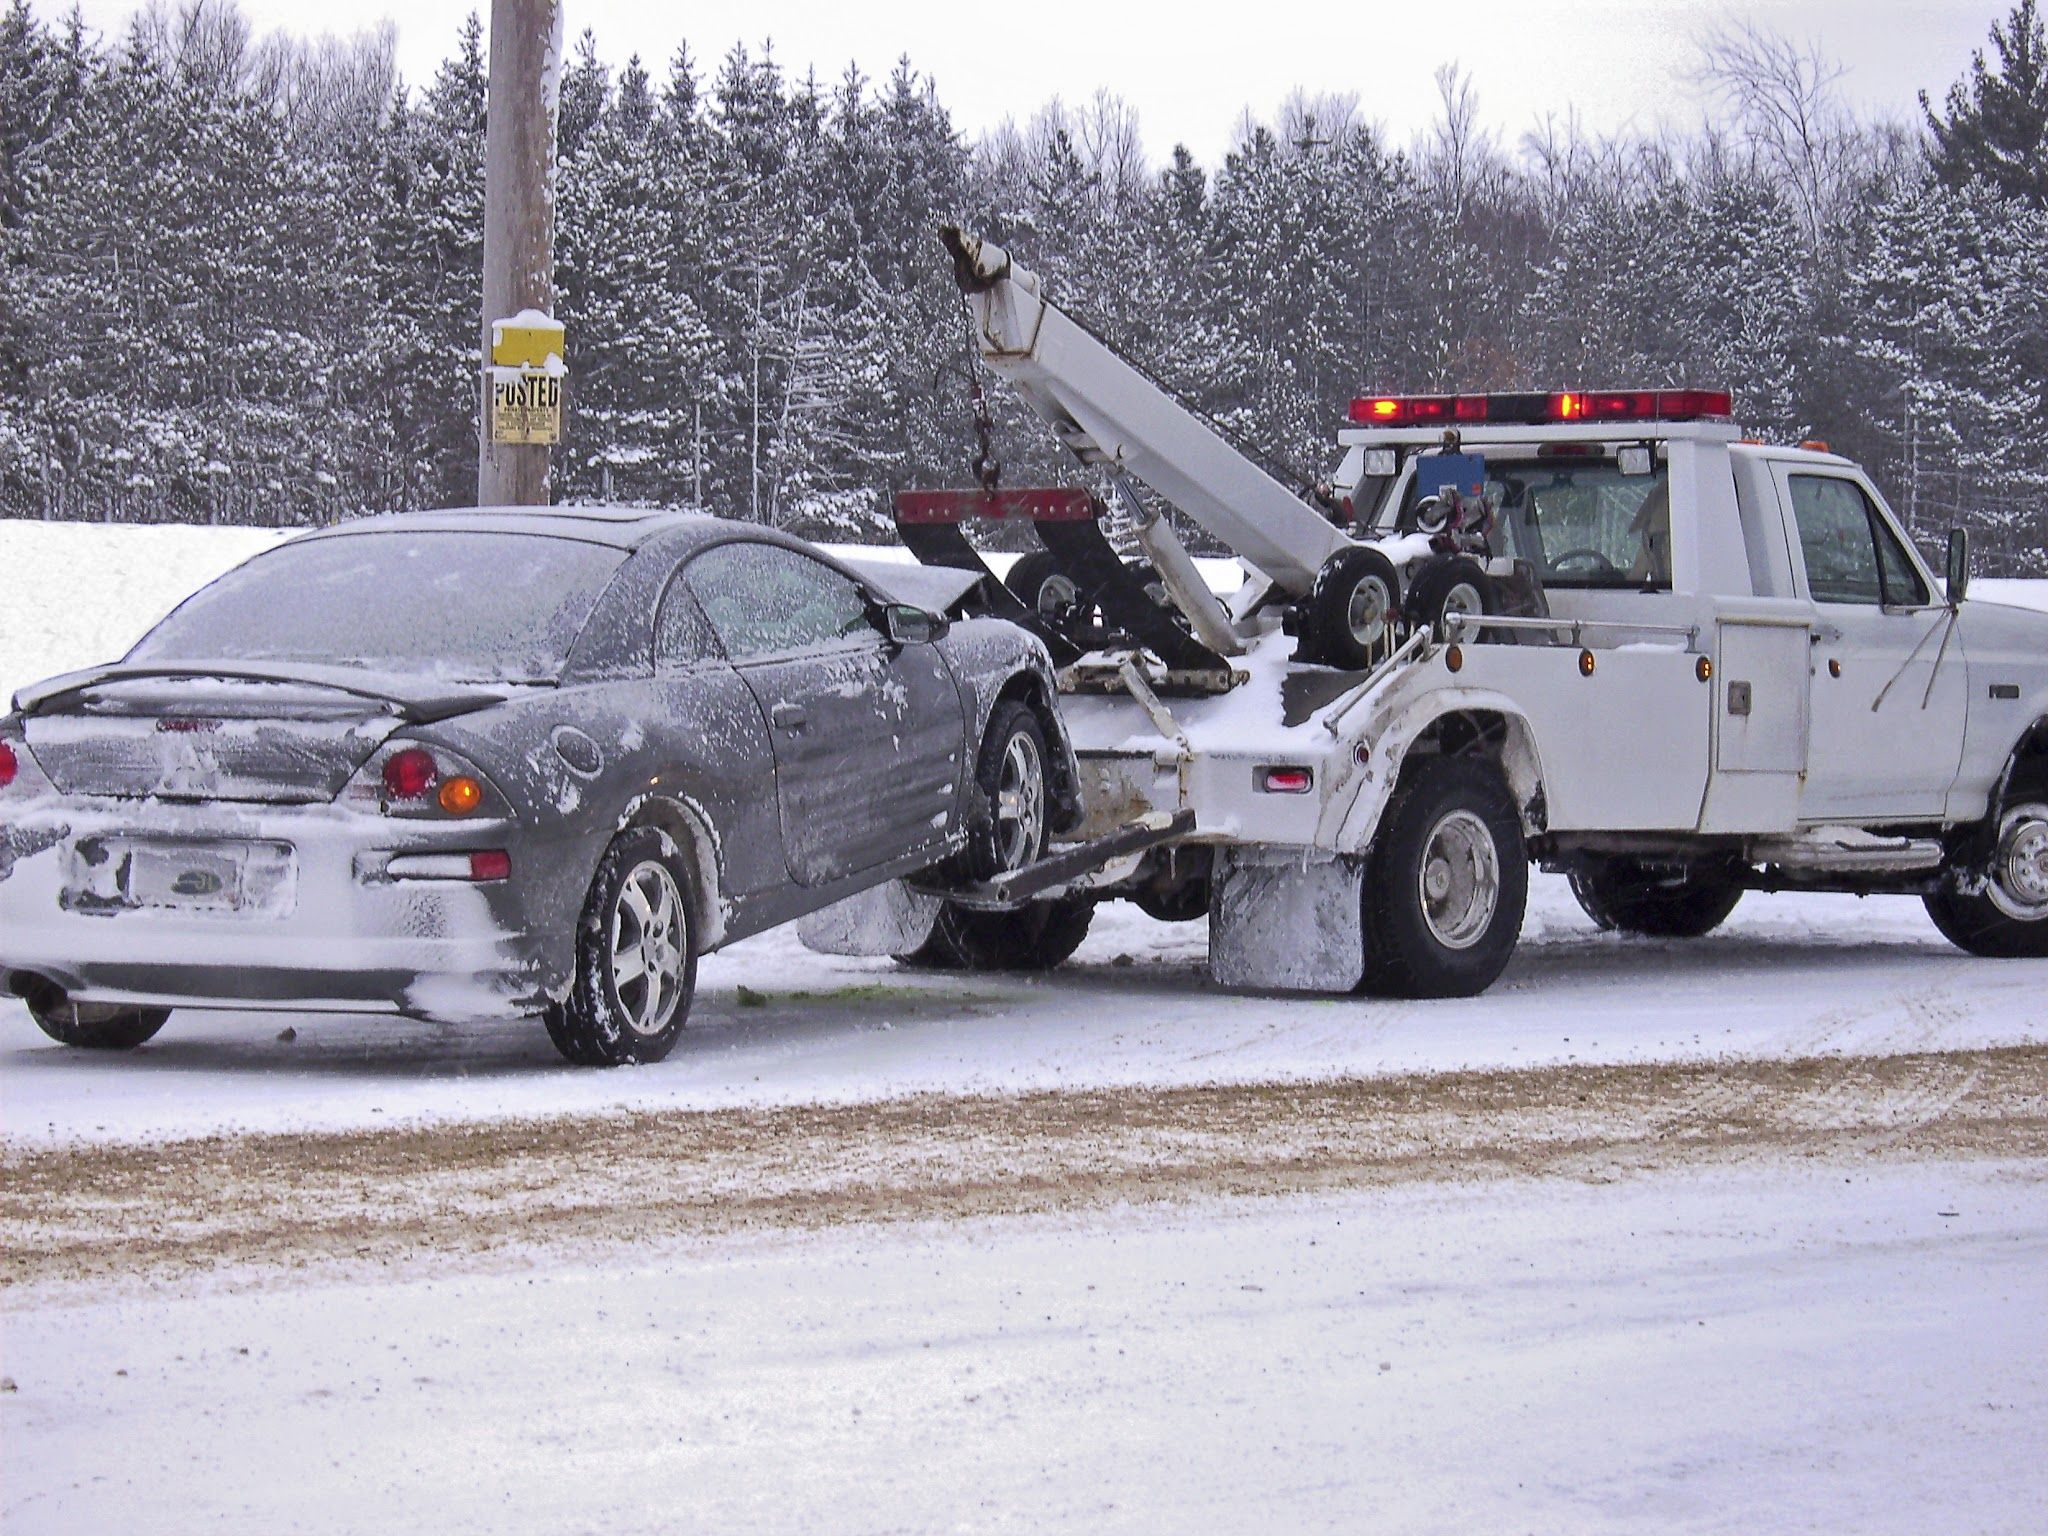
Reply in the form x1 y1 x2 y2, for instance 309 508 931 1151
1692 21 1852 248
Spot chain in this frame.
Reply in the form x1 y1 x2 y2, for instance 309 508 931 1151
959 298 1001 492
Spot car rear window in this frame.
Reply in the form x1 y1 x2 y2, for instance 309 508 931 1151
128 530 628 682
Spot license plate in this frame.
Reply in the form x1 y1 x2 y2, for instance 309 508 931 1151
68 838 296 916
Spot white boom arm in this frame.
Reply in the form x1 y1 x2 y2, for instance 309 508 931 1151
946 228 1350 596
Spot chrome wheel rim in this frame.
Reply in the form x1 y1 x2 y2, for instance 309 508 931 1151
1989 803 2048 922
1034 574 1079 622
994 732 1046 873
1347 575 1395 647
609 860 688 1036
1418 809 1501 950
1442 581 1486 624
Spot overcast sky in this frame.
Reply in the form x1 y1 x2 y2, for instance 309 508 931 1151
50 1 1994 163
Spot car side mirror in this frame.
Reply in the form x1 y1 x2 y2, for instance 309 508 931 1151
879 603 942 646
1945 527 1970 606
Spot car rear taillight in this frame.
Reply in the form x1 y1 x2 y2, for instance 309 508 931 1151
383 748 438 800
0 741 17 789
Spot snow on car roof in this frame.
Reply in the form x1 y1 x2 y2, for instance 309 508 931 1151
292 505 731 552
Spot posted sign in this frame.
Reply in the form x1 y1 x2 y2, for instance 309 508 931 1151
489 369 563 446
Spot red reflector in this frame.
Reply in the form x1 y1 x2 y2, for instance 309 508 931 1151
1259 766 1314 794
383 748 438 800
469 850 511 881
0 741 17 789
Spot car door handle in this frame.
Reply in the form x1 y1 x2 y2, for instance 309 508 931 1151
1811 623 1843 644
771 701 808 731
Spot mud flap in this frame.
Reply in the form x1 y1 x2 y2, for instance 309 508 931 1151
797 880 944 957
1207 846 1366 992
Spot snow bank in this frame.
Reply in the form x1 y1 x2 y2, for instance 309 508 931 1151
0 519 291 707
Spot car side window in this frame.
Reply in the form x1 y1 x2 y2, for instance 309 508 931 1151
1789 475 1885 605
653 571 719 668
684 541 873 661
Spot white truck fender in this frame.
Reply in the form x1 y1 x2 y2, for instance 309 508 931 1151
1328 687 1550 855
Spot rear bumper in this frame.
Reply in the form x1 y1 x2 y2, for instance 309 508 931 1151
0 797 569 1023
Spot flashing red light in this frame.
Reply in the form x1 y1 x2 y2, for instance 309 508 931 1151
382 747 438 801
1350 389 1732 427
468 850 512 882
0 741 17 789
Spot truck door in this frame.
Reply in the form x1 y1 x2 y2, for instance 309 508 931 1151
683 540 963 886
1779 468 1966 822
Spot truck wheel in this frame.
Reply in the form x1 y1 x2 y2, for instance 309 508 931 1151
1404 556 1496 639
23 986 168 1051
1924 802 2048 958
543 828 697 1067
1305 546 1402 669
898 897 1096 971
1361 758 1528 998
1005 552 1080 625
1568 857 1744 938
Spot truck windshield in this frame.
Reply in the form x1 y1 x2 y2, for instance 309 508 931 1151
1397 458 1674 590
128 530 629 682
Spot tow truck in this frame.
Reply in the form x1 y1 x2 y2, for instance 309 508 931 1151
804 228 2048 993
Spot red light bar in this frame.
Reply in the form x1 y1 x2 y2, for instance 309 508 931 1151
1350 389 1732 427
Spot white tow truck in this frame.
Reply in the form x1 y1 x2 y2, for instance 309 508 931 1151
809 228 2048 993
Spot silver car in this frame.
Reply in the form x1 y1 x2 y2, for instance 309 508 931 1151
0 507 1080 1065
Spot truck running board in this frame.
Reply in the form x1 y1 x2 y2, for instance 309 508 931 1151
923 809 1196 910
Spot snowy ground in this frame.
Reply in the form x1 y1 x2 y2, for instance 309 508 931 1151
3 518 2046 1533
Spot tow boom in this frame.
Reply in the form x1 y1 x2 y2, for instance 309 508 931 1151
942 227 1350 597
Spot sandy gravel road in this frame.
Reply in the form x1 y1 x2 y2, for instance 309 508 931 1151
9 1044 2043 1291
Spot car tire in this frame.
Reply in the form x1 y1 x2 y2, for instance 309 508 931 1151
1305 546 1403 669
24 989 168 1050
960 700 1053 884
1924 802 2048 958
1568 857 1744 938
1361 758 1528 998
899 897 1096 971
543 828 698 1067
1403 556 1497 639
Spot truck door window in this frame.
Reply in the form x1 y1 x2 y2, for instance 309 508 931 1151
1788 475 1924 606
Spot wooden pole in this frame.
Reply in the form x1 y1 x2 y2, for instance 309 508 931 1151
478 0 562 507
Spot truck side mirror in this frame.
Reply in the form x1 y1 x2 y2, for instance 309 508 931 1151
1945 527 1970 605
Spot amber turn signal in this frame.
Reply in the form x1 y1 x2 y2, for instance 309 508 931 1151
1696 655 1714 683
438 776 484 816
1445 644 1464 673
1578 648 1597 677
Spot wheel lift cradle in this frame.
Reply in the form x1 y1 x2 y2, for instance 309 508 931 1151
799 483 1376 993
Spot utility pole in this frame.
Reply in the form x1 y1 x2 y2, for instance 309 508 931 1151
477 0 563 507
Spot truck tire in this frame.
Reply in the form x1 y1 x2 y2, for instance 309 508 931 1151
1568 857 1744 938
897 897 1095 971
1305 546 1403 669
1361 758 1528 998
23 986 168 1051
1924 802 2048 959
543 828 697 1067
1005 552 1080 624
1404 556 1496 639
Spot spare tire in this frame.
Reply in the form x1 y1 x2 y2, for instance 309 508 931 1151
1305 545 1403 669
1404 556 1497 639
1568 857 1743 939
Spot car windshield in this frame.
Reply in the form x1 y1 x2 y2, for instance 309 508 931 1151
128 530 628 682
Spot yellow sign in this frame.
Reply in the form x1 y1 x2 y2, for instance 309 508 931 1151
492 313 566 369
490 370 563 446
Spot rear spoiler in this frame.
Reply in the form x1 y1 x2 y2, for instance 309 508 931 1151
13 661 534 723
